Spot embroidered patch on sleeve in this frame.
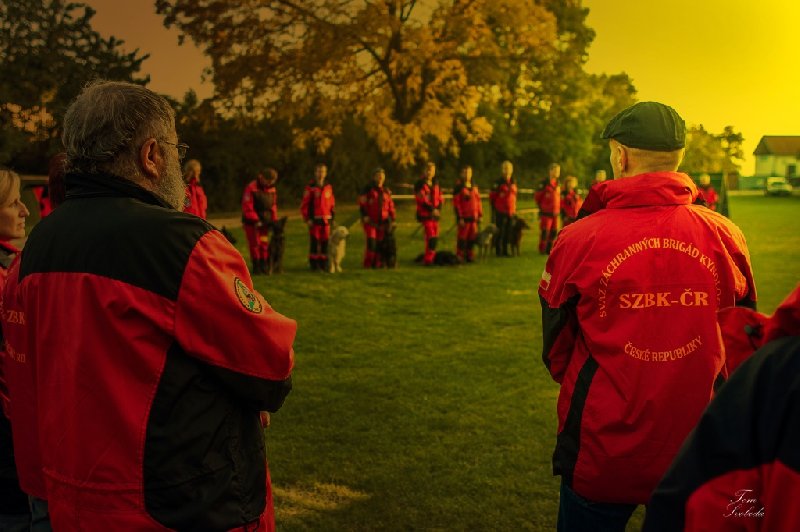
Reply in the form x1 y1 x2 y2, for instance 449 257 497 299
234 277 263 314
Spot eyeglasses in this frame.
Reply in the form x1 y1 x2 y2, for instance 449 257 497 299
160 140 189 161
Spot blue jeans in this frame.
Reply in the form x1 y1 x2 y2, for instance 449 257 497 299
29 497 52 532
557 481 637 532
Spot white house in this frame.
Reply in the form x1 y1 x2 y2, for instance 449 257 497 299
753 136 800 179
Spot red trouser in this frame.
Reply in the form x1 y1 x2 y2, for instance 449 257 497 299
363 223 386 268
309 224 331 261
538 214 557 254
456 222 478 261
244 224 270 261
421 219 439 264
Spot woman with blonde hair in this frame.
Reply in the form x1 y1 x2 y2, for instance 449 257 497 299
0 168 31 531
182 159 207 219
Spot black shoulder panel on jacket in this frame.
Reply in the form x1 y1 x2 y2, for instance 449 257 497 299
19 196 213 301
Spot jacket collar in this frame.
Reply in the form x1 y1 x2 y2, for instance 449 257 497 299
65 171 172 209
596 172 698 209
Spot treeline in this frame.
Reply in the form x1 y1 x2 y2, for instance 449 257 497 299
2 1 745 213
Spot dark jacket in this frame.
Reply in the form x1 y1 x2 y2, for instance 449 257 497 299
644 285 800 532
2 172 296 530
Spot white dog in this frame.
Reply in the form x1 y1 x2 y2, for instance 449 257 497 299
328 225 350 273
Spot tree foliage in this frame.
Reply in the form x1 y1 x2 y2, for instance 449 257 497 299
680 125 744 175
0 0 148 169
156 0 591 166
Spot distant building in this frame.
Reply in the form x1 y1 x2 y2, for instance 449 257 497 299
753 136 800 183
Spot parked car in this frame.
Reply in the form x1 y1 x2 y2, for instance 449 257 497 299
765 176 793 196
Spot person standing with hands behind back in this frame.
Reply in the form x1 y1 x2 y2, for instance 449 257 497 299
301 163 335 271
182 159 207 219
534 163 561 254
539 101 756 532
414 161 443 266
490 160 517 257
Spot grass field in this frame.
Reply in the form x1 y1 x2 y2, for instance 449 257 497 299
222 193 799 531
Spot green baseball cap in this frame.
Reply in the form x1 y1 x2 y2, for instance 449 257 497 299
601 102 686 151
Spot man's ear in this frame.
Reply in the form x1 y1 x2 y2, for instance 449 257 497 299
616 144 628 175
139 138 160 181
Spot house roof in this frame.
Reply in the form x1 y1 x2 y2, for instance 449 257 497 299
753 136 800 156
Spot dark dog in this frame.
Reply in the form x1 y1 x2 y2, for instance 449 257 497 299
414 250 461 266
510 216 531 256
377 223 397 268
266 216 287 275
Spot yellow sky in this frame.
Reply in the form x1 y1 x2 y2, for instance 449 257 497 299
87 1 800 174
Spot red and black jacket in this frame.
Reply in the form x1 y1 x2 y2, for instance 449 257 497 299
0 240 28 516
561 189 582 221
489 177 517 215
414 178 443 221
534 179 560 216
183 177 208 219
358 184 396 225
539 172 756 504
300 180 335 225
644 285 800 531
2 172 296 531
242 180 278 225
453 184 483 222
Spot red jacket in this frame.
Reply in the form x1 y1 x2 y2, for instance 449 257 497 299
453 184 483 221
539 172 756 504
242 180 278 225
358 185 396 224
698 184 719 211
414 179 443 221
561 189 582 221
644 286 800 532
2 172 295 530
534 179 560 216
490 178 517 215
300 180 335 225
183 177 208 219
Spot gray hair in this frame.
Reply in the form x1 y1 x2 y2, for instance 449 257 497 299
62 80 175 177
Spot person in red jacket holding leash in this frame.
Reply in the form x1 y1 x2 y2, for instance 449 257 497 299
534 163 561 254
242 168 278 274
490 160 517 257
453 165 483 263
414 161 443 266
182 159 208 219
359 168 396 268
539 101 756 531
301 163 335 271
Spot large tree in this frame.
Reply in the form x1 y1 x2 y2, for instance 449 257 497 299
156 0 582 166
0 0 148 169
680 125 745 175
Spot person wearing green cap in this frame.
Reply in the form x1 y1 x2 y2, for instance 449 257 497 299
538 101 757 531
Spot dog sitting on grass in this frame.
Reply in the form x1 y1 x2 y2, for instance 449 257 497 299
510 216 531 256
377 223 397 268
266 216 287 275
328 225 350 273
476 223 498 261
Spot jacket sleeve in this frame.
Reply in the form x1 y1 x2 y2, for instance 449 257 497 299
241 183 260 223
538 237 580 383
174 230 296 412
644 337 800 532
388 192 396 221
300 187 311 222
198 186 208 220
358 188 369 218
415 181 432 210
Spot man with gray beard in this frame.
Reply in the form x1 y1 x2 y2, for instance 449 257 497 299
1 80 296 531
